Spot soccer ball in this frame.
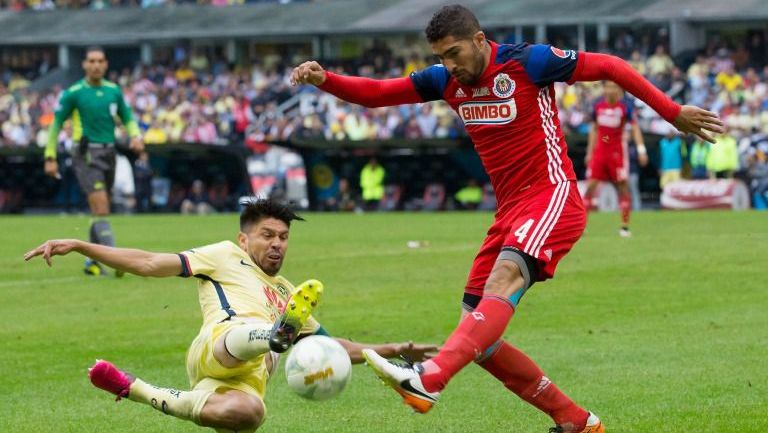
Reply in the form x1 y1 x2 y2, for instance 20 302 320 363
285 335 352 400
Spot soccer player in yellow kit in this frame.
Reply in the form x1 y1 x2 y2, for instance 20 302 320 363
25 199 436 432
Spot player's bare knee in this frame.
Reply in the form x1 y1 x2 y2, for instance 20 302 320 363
484 248 538 307
217 394 264 431
484 260 524 298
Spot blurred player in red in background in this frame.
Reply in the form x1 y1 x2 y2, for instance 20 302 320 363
291 5 723 433
583 81 649 237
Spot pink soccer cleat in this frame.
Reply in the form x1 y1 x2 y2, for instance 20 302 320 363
88 359 135 401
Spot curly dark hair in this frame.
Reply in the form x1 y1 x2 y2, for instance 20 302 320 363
425 4 481 43
239 198 304 231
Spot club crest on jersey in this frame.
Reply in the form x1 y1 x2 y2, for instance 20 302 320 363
472 87 490 98
458 99 517 125
492 73 515 98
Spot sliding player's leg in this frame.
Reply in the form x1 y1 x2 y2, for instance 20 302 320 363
89 319 275 431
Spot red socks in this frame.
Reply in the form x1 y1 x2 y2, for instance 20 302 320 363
418 296 589 429
420 296 514 393
619 191 631 228
478 341 589 428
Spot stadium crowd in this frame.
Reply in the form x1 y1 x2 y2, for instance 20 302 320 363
1 34 767 208
0 0 305 11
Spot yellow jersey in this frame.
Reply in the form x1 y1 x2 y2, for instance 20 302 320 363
178 240 321 332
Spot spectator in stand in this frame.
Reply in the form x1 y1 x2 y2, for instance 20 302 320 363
343 106 369 141
133 151 153 213
181 179 214 214
666 67 688 104
658 129 686 189
746 143 768 208
707 128 740 179
4 33 768 187
175 61 195 83
716 64 744 94
144 119 168 144
712 48 735 75
360 157 385 211
454 179 482 210
627 50 647 76
403 115 422 139
322 177 357 212
687 55 710 80
416 104 437 137
646 44 674 83
747 33 767 69
189 49 209 74
403 52 428 77
689 140 711 180
335 178 357 211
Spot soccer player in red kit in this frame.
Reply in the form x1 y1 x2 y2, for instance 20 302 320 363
583 81 648 237
291 5 723 433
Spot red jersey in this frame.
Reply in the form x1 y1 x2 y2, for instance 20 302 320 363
410 42 580 212
592 97 635 152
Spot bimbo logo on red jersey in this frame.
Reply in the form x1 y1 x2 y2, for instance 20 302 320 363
458 99 517 125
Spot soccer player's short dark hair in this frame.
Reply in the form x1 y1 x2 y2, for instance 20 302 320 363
425 4 481 43
239 198 304 231
85 46 105 57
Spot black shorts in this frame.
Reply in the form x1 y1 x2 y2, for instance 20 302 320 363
72 146 116 195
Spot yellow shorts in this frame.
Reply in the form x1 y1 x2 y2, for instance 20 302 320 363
186 320 269 401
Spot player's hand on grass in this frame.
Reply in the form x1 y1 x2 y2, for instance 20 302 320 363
398 341 440 362
24 239 80 267
44 159 61 180
672 105 725 143
291 61 327 86
129 136 144 154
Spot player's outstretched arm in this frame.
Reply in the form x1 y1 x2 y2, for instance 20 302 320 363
333 337 438 364
571 52 725 143
24 239 182 277
291 61 423 108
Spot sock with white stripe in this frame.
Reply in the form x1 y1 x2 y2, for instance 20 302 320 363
223 322 274 361
477 340 588 428
128 379 212 425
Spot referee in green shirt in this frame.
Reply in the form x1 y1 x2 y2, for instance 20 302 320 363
44 46 144 276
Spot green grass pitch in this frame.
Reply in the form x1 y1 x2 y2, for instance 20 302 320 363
0 211 766 432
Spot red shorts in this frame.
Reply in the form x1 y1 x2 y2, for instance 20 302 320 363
465 181 586 296
587 147 628 182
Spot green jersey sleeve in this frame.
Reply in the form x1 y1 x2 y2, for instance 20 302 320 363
45 90 75 159
116 89 140 138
